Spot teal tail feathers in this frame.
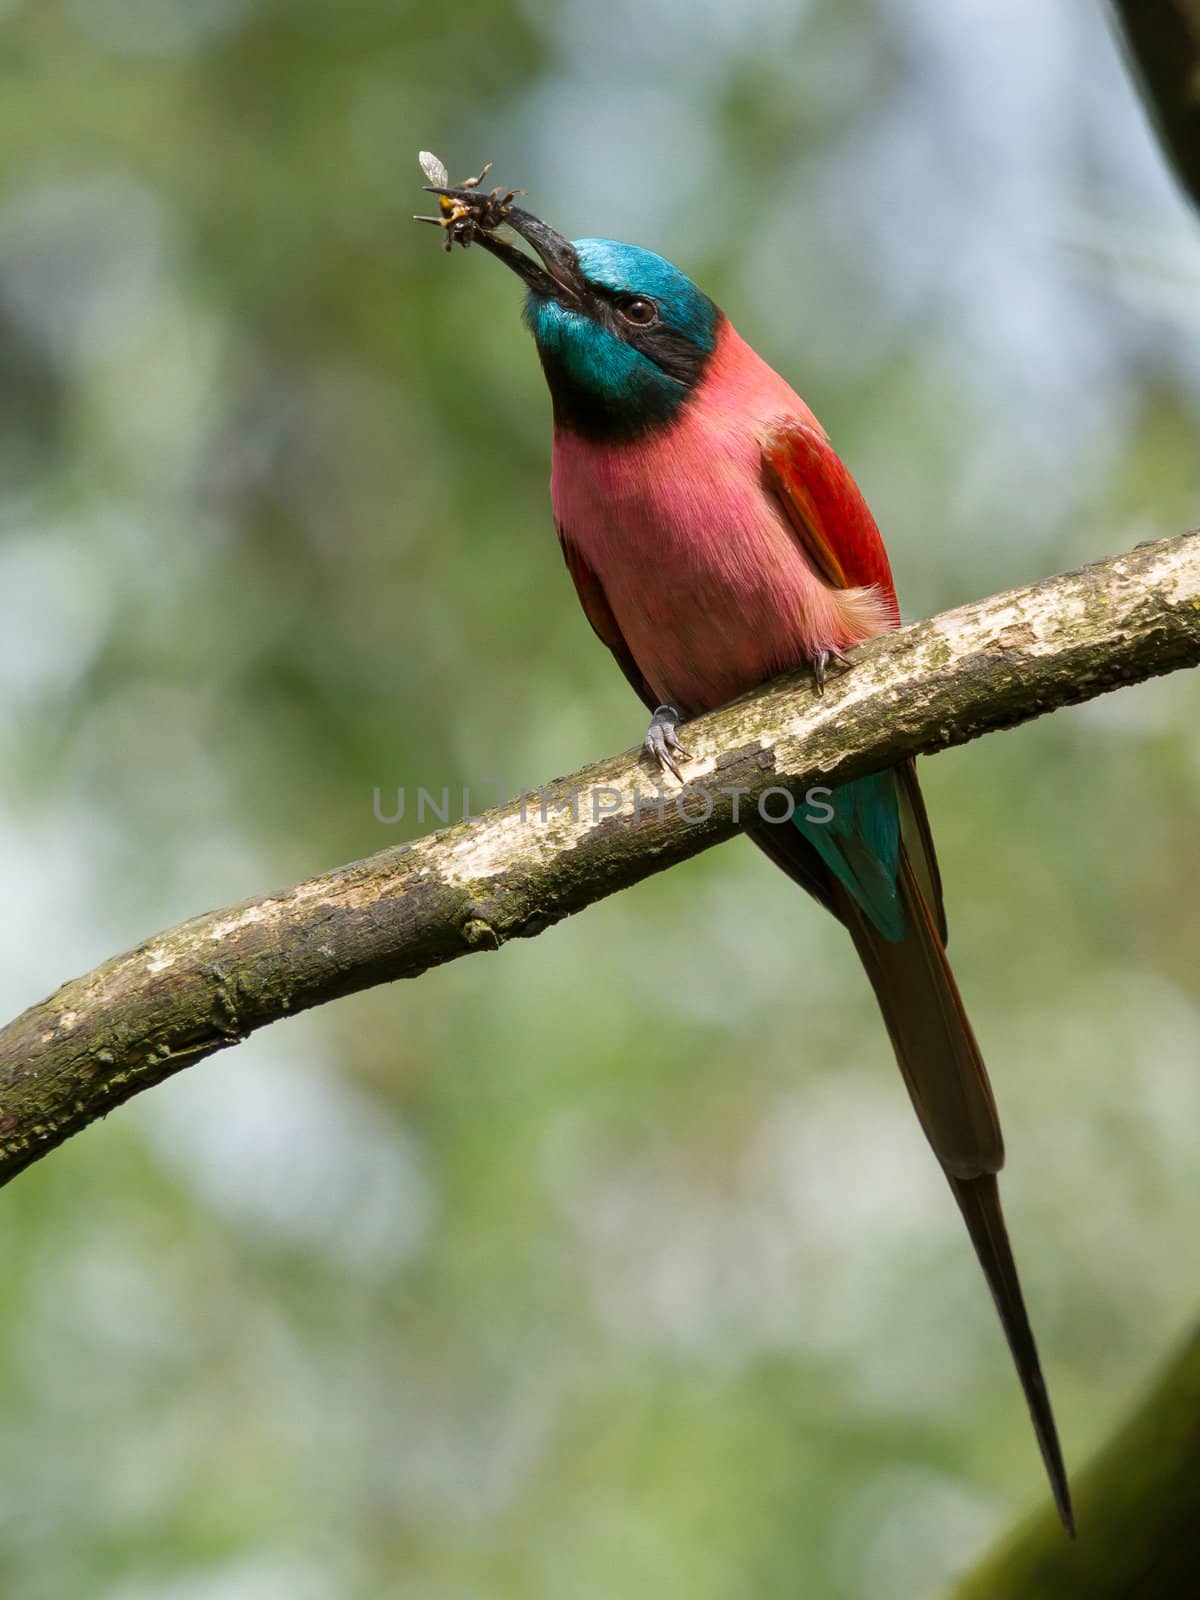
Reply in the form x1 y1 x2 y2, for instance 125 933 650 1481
750 765 1074 1533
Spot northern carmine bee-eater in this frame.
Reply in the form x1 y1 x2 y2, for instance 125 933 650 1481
420 171 1072 1533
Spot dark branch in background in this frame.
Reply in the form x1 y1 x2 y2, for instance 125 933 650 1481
1113 0 1200 211
935 19 1200 1590
0 533 1196 1192
946 1320 1200 1596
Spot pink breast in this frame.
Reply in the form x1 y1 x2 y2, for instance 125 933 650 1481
551 322 861 714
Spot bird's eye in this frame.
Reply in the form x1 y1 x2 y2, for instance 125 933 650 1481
616 295 658 327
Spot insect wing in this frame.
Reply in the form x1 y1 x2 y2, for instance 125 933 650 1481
418 151 449 188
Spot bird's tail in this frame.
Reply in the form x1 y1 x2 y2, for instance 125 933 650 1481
842 853 1075 1536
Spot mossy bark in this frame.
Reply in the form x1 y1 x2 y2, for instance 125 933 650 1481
0 532 1197 1189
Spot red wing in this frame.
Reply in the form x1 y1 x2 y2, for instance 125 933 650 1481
762 420 900 624
763 422 947 936
557 523 657 712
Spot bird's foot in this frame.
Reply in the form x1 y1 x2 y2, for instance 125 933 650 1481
644 704 690 781
811 647 854 696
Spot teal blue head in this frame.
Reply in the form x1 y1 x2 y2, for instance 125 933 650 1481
523 238 719 437
468 208 720 439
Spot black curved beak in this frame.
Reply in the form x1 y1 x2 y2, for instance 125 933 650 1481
421 186 586 306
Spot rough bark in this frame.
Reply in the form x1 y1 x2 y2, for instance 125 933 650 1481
0 532 1197 1189
1113 1 1200 212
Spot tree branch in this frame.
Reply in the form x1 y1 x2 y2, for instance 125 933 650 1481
945 1319 1200 1596
1113 0 1200 214
0 533 1197 1189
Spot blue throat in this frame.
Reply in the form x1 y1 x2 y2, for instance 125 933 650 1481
524 238 719 440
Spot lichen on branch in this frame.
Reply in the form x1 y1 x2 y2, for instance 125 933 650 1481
0 531 1196 1191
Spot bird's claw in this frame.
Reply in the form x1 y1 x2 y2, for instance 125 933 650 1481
812 647 854 696
644 704 690 781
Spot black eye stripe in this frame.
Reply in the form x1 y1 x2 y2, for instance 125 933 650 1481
591 287 662 327
571 283 717 394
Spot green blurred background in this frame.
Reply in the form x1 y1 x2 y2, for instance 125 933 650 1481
1 2 1198 1596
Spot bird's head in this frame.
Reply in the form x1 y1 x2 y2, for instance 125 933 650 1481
470 207 721 438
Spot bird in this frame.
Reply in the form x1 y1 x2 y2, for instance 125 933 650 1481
429 186 1073 1534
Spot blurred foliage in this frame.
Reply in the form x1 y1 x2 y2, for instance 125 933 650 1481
0 1 1199 1597
951 1318 1200 1598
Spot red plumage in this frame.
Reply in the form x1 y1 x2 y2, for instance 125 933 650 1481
549 313 1073 1534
